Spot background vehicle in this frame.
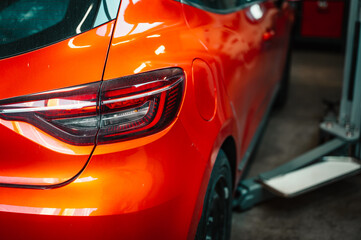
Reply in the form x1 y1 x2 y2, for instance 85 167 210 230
0 0 293 239
293 0 348 47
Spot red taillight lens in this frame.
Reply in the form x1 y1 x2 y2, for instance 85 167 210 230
98 67 184 144
0 83 100 145
0 68 184 145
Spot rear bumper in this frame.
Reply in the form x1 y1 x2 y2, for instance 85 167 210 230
0 120 211 239
0 197 188 240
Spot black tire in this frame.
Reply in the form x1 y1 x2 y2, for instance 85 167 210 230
273 43 292 109
195 150 233 240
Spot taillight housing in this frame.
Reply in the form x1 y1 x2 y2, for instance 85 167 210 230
0 83 100 145
98 68 184 143
0 68 184 145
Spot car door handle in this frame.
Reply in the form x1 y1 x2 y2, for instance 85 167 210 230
263 29 276 41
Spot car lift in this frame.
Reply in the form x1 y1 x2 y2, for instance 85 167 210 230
233 0 361 210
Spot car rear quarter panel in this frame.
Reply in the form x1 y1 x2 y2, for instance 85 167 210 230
94 0 235 238
0 21 115 186
181 0 294 184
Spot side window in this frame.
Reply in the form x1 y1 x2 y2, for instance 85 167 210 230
0 0 120 59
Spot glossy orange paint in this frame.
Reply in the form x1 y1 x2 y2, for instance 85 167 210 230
0 21 115 186
192 58 217 121
0 0 293 239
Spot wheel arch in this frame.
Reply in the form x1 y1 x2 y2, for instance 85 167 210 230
220 136 237 190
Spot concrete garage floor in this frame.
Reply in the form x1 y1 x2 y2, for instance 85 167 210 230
231 49 361 240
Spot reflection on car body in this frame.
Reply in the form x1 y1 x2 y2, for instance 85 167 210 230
0 0 293 239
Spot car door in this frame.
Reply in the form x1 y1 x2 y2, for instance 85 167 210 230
268 0 294 89
181 0 292 165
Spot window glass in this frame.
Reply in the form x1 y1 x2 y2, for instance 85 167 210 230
94 0 121 27
0 0 119 59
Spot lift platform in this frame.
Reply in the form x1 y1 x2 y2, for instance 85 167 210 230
233 0 361 211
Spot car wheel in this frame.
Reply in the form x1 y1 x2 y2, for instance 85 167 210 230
195 149 233 240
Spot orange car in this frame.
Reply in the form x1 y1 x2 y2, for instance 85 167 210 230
0 0 293 239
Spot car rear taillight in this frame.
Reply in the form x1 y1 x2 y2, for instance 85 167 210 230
0 83 100 145
0 68 184 145
98 68 184 143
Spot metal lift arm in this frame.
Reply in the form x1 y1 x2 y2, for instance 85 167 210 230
234 0 361 211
